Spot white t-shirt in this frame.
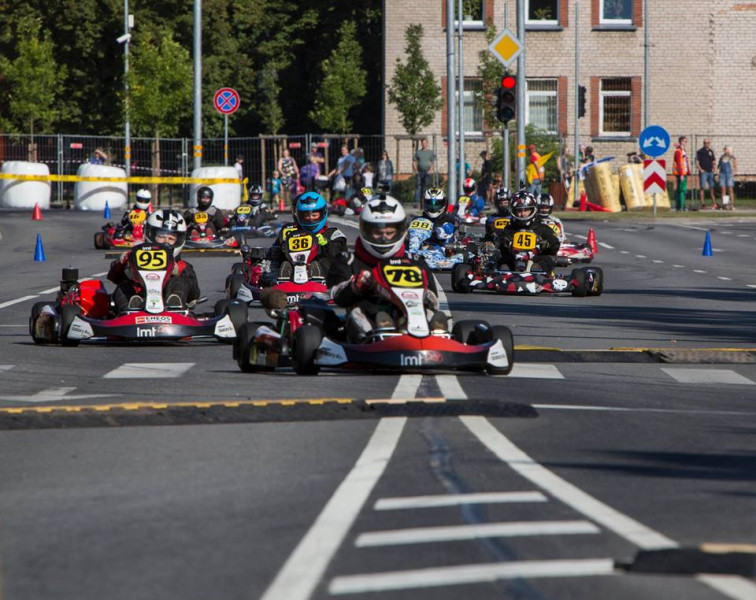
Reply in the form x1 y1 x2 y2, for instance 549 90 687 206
234 162 243 181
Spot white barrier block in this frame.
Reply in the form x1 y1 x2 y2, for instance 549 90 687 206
74 163 128 211
189 166 241 210
0 161 51 209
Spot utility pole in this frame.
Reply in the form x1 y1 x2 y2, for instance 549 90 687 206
122 0 131 177
573 0 580 208
193 0 202 171
445 0 456 203
457 0 465 198
516 0 526 187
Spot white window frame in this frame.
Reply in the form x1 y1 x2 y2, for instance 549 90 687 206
455 79 484 136
600 0 633 26
599 79 631 137
525 79 558 135
525 0 559 27
453 0 485 30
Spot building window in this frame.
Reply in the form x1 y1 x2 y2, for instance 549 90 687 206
600 0 632 24
600 78 631 136
526 0 559 26
452 0 485 29
458 79 483 134
526 79 557 134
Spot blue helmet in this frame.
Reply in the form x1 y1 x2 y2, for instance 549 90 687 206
295 192 328 232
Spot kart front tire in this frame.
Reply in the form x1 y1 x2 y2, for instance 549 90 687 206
226 273 245 300
30 301 54 343
451 263 472 294
215 299 248 343
486 325 515 376
587 267 604 296
452 319 490 344
60 304 82 347
292 325 322 376
235 322 273 372
94 232 106 249
570 268 588 297
231 262 244 275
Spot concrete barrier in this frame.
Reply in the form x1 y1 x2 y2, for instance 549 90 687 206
0 161 51 208
188 166 241 210
74 163 128 211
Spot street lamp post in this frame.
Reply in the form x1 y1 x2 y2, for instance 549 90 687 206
120 0 132 177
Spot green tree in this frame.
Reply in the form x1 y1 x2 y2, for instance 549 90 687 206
309 20 366 133
0 14 66 136
387 24 441 136
257 64 284 134
476 24 510 131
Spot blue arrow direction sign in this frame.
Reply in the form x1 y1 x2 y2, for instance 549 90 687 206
639 125 670 158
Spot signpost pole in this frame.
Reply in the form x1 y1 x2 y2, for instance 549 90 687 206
653 192 657 218
224 114 229 166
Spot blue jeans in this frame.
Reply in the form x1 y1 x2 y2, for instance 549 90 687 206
414 170 430 204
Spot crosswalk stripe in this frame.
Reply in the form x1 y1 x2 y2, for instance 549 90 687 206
374 492 547 510
328 559 616 595
661 368 755 386
355 520 599 547
103 363 196 379
0 365 14 373
391 375 423 399
436 375 467 399
503 363 564 379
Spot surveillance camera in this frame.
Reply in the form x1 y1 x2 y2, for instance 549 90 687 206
117 33 131 44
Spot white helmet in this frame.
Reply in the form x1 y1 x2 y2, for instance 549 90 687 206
135 189 152 211
423 188 447 219
145 209 187 256
359 196 407 259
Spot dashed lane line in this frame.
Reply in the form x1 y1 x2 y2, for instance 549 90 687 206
103 363 195 379
597 241 614 250
692 269 707 274
0 295 38 309
533 404 756 417
374 491 548 510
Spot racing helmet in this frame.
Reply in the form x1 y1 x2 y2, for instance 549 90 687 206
135 189 152 211
145 209 187 256
510 191 539 226
359 197 408 259
422 188 447 219
295 191 328 232
494 187 511 216
196 186 214 211
463 177 477 195
358 187 374 202
248 184 264 207
538 193 555 217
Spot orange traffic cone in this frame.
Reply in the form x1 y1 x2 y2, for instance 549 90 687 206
587 228 598 253
32 203 42 221
278 196 286 212
579 191 587 212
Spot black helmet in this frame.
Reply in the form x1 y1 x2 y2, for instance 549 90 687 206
538 193 554 217
494 187 511 216
510 191 538 226
196 186 214 211
248 184 264 206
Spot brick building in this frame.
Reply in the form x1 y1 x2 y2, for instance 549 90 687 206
383 0 756 179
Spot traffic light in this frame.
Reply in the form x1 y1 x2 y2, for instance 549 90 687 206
578 85 587 118
496 75 516 124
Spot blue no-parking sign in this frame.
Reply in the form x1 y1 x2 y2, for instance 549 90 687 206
639 125 670 158
213 88 240 115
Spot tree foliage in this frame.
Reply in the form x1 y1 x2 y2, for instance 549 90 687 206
0 14 66 136
308 21 367 133
387 24 441 136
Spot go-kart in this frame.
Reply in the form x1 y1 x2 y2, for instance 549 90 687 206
454 195 486 225
542 219 595 265
407 217 475 271
226 204 279 238
452 232 603 296
93 209 148 249
30 244 246 346
235 257 515 376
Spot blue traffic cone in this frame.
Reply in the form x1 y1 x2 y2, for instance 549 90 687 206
34 233 46 262
103 201 111 219
702 230 713 257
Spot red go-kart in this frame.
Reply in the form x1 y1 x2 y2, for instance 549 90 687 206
93 208 149 249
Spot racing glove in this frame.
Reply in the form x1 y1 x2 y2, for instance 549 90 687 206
352 269 374 294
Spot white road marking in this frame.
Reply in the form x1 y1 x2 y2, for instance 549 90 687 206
533 404 756 417
0 365 15 373
374 491 547 510
619 250 630 254
37 286 60 294
503 363 564 379
652 259 664 264
391 375 423 400
0 387 119 403
261 418 406 600
635 254 647 259
597 241 614 250
737 234 750 238
747 284 756 289
328 559 616 595
662 368 755 386
673 264 685 268
698 575 756 600
355 520 600 547
436 374 467 399
91 271 108 277
718 276 732 281
460 416 678 549
0 295 38 309
693 269 707 273
103 363 195 379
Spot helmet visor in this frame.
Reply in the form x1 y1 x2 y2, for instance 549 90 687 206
359 219 407 250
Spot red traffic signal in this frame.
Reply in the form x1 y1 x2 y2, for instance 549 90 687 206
496 76 516 124
501 76 516 89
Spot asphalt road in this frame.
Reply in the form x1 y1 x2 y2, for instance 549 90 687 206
0 208 754 600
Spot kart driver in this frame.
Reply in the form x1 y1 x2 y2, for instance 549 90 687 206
264 191 347 283
497 191 560 273
457 177 486 217
420 188 459 248
537 193 566 242
327 197 447 343
108 209 200 312
228 184 276 229
183 186 226 238
483 187 512 242
118 188 153 235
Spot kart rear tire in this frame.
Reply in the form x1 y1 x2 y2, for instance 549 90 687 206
30 301 53 342
94 232 106 249
235 322 274 372
60 304 82 347
231 262 244 275
452 319 490 344
570 268 588 297
226 273 245 300
215 299 248 343
587 267 604 296
486 325 515 376
292 325 322 376
451 263 472 294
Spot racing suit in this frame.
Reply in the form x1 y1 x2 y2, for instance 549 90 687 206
540 215 566 243
263 222 348 285
497 218 560 273
483 214 511 242
183 206 226 238
118 206 151 235
424 212 459 247
327 239 444 342
107 250 200 313
227 203 276 230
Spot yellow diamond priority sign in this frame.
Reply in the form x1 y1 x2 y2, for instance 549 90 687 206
488 29 523 67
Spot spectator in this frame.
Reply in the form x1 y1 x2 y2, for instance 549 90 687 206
90 147 109 165
557 146 573 194
672 136 691 211
306 143 325 174
626 151 642 164
696 139 717 210
328 145 357 199
377 150 394 192
362 163 375 189
300 155 320 191
478 150 492 205
268 170 282 208
234 154 244 181
413 138 436 205
526 144 542 197
717 146 737 210
277 148 299 208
